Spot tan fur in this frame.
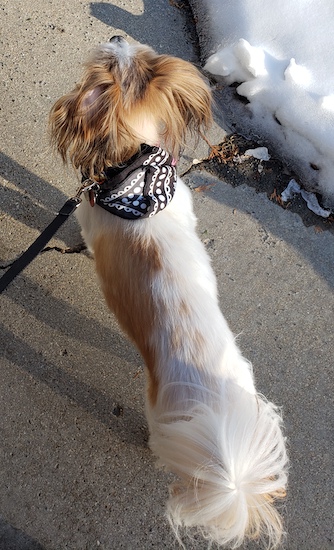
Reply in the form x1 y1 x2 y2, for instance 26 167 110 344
49 43 212 178
93 228 162 405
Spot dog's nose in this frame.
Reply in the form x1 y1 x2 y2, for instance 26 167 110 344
109 35 126 45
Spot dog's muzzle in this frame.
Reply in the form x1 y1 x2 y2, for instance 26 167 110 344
109 35 127 45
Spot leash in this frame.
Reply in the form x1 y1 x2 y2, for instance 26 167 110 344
0 180 99 294
0 145 176 294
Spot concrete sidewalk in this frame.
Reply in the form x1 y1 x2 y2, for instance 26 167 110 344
1 1 333 549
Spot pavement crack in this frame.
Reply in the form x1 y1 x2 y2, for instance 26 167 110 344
0 243 87 271
0 259 16 270
41 243 87 255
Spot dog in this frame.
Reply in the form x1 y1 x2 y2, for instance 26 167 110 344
49 37 288 548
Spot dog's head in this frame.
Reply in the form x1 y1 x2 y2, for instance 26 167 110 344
49 37 212 177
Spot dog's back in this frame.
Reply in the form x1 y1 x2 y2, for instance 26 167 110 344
50 38 288 549
77 176 288 548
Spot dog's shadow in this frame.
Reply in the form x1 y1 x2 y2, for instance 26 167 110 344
90 1 197 58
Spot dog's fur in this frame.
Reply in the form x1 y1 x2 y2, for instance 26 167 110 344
50 37 288 549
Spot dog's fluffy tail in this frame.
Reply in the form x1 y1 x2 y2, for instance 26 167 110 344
149 387 288 549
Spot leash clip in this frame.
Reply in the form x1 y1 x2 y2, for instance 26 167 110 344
75 178 100 207
75 178 100 198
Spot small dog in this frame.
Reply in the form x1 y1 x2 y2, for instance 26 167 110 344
50 37 288 548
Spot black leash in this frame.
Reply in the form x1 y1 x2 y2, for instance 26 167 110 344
0 146 177 294
0 180 98 294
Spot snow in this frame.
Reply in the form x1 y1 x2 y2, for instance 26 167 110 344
281 179 331 218
202 0 334 210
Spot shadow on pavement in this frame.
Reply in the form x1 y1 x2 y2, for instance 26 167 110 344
0 516 45 550
1 323 148 447
90 1 197 58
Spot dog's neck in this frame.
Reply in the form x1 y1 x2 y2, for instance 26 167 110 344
94 144 177 220
127 113 162 150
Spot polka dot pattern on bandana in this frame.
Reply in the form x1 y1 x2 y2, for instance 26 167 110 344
93 145 177 220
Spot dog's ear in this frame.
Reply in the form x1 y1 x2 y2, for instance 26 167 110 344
147 57 212 158
49 86 82 167
49 81 139 176
49 84 112 176
81 86 103 112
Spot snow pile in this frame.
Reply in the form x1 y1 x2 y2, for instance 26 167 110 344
203 0 334 209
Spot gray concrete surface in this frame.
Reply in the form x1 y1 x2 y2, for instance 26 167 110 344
0 1 333 550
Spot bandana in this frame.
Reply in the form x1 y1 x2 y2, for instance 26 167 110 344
86 145 177 220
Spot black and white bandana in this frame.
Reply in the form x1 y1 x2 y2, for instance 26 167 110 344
92 145 177 220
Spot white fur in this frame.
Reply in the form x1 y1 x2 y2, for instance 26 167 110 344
55 39 288 549
77 176 288 548
102 38 138 68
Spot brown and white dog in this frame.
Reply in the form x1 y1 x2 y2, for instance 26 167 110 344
50 37 288 549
